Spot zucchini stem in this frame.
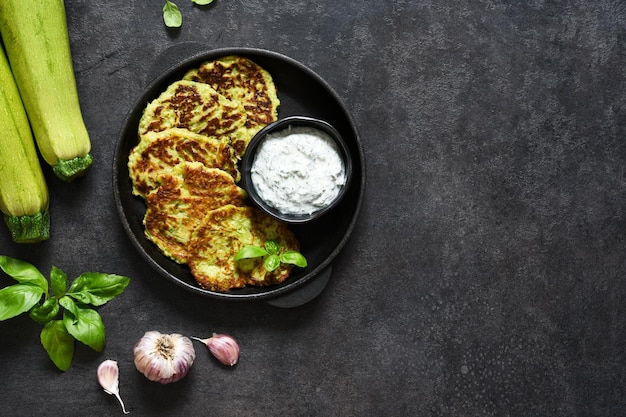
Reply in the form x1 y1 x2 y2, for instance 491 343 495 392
4 211 50 243
53 153 94 182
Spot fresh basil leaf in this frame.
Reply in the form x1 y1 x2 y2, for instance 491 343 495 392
0 256 48 291
192 0 213 5
67 273 130 306
280 251 308 268
0 284 44 321
63 306 105 352
234 245 268 261
29 298 59 324
264 254 281 272
50 266 67 297
40 320 75 371
163 0 182 28
58 296 79 323
265 240 280 255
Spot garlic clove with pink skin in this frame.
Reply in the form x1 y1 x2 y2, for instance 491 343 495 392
133 331 196 384
191 333 240 366
97 359 129 414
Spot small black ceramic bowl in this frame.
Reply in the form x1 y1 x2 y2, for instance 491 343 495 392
240 116 353 224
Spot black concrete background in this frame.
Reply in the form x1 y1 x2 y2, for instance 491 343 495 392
1 1 625 416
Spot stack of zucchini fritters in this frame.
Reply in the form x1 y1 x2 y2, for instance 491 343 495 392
128 56 299 292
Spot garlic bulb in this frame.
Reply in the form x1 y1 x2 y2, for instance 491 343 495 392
133 331 196 384
191 333 240 366
97 359 129 414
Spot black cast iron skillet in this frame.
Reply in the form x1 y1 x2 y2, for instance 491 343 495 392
112 46 365 307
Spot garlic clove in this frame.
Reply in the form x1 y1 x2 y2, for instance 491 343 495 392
97 359 129 414
192 333 240 366
133 331 196 384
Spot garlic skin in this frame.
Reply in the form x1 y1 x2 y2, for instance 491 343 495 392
97 359 129 414
133 331 196 384
192 333 240 366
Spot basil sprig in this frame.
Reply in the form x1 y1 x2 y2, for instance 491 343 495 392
234 240 307 272
0 256 130 371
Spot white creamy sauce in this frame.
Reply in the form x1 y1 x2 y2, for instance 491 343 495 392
251 126 346 215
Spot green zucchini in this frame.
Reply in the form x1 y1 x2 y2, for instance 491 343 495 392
0 0 93 182
0 45 50 243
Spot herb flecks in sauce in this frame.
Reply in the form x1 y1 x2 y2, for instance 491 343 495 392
251 126 346 215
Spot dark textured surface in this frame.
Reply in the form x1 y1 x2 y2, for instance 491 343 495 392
1 1 625 416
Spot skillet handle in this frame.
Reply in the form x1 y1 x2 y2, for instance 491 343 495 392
266 266 332 308
146 41 208 85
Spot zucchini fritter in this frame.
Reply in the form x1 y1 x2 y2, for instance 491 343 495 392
128 128 240 197
143 162 247 264
183 55 280 156
187 205 299 292
138 80 249 141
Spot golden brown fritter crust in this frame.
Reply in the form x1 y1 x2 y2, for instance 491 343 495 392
138 80 248 140
143 163 247 263
187 205 299 292
183 55 280 156
128 128 240 198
